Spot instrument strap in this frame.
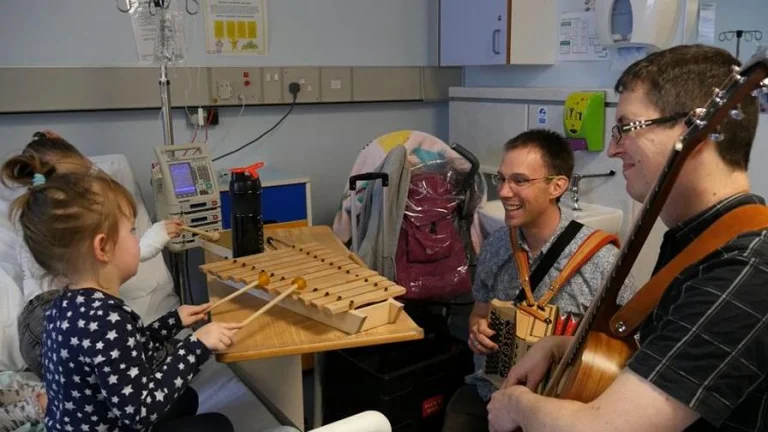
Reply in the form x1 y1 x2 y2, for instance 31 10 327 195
610 204 768 337
511 220 584 305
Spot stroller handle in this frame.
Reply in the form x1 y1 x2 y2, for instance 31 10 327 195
450 142 479 194
349 173 390 191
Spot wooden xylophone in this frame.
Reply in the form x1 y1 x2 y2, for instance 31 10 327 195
199 242 408 334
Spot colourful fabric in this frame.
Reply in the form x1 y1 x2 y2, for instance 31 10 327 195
0 372 45 432
332 130 485 253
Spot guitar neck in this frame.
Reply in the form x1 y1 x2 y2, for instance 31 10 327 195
543 135 691 396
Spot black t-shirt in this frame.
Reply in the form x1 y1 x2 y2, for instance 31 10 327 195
627 193 768 432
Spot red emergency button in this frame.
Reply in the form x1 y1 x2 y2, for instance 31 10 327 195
244 80 251 86
243 72 250 78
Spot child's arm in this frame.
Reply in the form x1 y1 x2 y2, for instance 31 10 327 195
146 303 211 343
139 220 182 262
146 309 185 342
89 307 211 430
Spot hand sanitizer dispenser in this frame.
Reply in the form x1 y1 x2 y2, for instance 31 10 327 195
596 0 699 52
563 91 605 152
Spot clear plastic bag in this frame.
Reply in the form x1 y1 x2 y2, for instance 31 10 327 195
154 9 186 65
129 3 187 66
394 146 486 300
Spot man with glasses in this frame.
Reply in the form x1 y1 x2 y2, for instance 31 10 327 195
442 129 634 432
487 44 768 432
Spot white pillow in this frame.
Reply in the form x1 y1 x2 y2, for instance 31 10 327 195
0 263 25 371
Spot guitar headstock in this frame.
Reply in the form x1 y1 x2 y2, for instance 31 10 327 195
677 45 768 153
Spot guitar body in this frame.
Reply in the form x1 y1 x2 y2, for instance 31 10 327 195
553 330 636 403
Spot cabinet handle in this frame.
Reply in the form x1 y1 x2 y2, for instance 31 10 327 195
492 29 501 55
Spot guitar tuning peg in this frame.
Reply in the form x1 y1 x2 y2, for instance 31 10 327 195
713 88 725 105
709 132 725 142
730 106 745 120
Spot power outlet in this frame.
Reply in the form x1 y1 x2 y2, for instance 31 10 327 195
210 68 263 105
282 67 320 103
216 80 233 101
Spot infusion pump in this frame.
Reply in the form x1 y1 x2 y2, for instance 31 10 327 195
152 144 223 252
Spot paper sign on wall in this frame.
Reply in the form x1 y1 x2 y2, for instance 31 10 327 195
697 3 716 45
205 0 268 55
537 107 548 125
558 10 609 62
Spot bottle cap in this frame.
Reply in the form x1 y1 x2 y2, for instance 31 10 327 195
230 161 265 179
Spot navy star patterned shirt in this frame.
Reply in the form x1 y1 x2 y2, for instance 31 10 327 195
41 288 211 431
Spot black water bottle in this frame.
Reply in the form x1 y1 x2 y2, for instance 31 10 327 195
229 162 265 257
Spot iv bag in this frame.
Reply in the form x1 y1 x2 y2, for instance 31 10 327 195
129 2 187 66
154 10 187 65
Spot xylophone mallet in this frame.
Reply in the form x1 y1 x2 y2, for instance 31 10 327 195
240 277 309 326
182 225 222 242
205 271 271 313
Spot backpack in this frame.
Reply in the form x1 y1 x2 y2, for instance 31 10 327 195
395 172 471 300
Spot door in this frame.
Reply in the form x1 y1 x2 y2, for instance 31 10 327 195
439 0 508 66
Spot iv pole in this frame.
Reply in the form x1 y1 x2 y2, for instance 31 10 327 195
117 0 199 305
719 30 763 59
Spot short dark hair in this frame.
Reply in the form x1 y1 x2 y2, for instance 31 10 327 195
504 129 575 179
615 44 758 171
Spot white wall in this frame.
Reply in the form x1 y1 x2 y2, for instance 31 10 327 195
0 0 439 67
0 0 446 225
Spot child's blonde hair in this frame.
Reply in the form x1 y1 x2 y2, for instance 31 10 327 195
2 151 137 281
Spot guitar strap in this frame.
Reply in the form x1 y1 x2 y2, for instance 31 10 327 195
610 204 768 337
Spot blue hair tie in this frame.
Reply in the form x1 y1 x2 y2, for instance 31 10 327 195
32 173 46 187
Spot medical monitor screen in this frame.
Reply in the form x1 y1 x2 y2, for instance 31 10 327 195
170 162 197 198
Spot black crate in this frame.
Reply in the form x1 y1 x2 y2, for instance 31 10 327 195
321 336 473 432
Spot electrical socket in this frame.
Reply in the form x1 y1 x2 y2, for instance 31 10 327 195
188 107 219 126
216 80 233 101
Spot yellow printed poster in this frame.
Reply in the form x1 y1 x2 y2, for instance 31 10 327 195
204 0 267 55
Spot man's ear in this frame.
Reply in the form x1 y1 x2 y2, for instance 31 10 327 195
92 234 111 263
550 176 570 201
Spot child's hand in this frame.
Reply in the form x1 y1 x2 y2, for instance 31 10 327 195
193 321 244 351
178 303 211 327
165 219 183 239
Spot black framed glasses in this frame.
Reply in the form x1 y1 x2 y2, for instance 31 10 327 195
611 112 689 145
492 173 560 189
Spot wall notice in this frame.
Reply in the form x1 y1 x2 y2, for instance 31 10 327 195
558 10 609 62
205 0 268 55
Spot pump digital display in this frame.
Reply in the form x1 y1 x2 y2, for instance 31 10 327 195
170 162 197 198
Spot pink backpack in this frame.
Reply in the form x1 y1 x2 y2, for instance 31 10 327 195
395 172 471 300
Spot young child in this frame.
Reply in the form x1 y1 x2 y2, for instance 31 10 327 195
4 153 240 431
3 131 183 378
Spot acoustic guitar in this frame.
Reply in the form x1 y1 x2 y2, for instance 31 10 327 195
541 46 768 403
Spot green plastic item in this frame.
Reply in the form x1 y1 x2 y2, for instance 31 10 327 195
563 91 605 152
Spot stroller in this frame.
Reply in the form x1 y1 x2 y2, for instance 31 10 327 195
325 132 484 431
335 130 485 305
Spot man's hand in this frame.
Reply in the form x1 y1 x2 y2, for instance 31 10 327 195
488 385 529 432
502 336 571 390
178 303 211 327
469 316 498 354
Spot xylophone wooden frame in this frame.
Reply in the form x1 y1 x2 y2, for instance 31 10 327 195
199 242 407 334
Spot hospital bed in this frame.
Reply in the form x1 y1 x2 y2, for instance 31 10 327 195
0 153 391 432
